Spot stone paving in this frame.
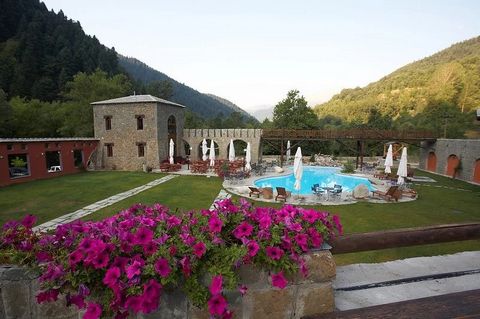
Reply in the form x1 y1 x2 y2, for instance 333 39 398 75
209 189 232 210
33 175 178 232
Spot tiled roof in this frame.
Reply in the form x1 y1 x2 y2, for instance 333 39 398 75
91 95 185 108
0 137 99 143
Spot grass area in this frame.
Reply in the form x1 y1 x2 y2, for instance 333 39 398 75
0 171 163 226
1 169 478 265
86 175 223 221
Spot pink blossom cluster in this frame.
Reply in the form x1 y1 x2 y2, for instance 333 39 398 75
0 199 342 319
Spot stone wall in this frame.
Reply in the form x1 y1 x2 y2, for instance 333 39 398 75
183 129 263 164
420 139 480 182
156 103 185 161
0 250 335 319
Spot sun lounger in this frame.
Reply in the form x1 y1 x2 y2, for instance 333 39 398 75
372 185 400 202
248 187 261 198
275 187 291 202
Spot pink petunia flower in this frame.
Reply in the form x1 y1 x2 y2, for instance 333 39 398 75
232 221 253 239
192 242 207 258
36 289 59 303
247 241 259 257
36 251 52 262
208 215 223 233
239 284 248 296
92 252 110 269
84 302 102 319
103 266 121 288
209 275 223 295
307 227 323 248
265 246 284 260
21 214 37 228
333 215 343 235
134 227 153 245
143 241 158 256
208 294 227 316
66 293 86 309
271 272 288 289
154 258 171 278
294 233 309 252
179 256 191 277
126 260 144 279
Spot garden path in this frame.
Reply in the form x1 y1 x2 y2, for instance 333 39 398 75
33 175 178 232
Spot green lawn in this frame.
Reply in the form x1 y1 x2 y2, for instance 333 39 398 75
1 169 478 265
86 175 223 221
0 171 163 226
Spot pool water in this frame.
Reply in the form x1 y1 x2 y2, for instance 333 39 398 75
254 166 375 195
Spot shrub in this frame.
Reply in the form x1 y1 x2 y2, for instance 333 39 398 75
0 200 342 319
341 160 355 173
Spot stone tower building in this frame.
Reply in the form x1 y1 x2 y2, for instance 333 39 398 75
92 95 185 171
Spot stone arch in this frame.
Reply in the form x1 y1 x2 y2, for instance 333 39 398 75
446 154 460 177
427 152 437 172
473 159 480 184
167 115 177 156
197 139 219 161
225 139 248 160
183 140 192 158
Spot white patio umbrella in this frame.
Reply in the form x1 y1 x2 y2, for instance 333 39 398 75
209 140 216 166
286 140 291 161
384 144 393 174
396 147 408 185
293 147 303 193
228 139 235 162
201 138 208 161
245 142 252 171
169 139 174 164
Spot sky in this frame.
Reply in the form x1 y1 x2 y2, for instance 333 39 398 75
41 0 480 112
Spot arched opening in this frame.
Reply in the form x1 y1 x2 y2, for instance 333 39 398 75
167 115 176 156
198 139 219 161
184 141 192 159
427 152 437 172
473 159 480 183
225 140 248 161
446 154 460 177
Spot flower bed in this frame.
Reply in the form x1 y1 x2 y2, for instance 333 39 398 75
0 198 342 319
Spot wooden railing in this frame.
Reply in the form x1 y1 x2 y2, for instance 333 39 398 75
261 129 437 140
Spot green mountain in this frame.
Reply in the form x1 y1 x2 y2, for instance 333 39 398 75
119 56 256 120
314 36 480 128
0 0 120 101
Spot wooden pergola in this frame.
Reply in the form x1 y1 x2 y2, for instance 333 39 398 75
261 129 437 168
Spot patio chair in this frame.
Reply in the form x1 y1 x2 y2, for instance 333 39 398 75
248 187 261 198
372 185 400 202
275 187 291 202
328 184 343 201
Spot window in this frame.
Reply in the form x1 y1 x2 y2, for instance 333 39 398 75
73 150 83 167
20 144 27 150
7 144 13 150
45 143 49 148
136 115 144 130
46 151 62 173
105 116 112 130
8 154 30 178
55 143 60 148
105 143 114 157
137 143 146 157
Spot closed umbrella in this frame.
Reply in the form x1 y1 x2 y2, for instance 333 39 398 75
384 144 393 174
228 139 235 162
293 147 303 193
286 140 291 161
245 142 252 171
201 139 208 161
169 139 174 164
397 147 408 185
209 140 216 167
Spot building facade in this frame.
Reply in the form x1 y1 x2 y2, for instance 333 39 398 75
92 95 185 171
420 139 480 184
0 138 98 187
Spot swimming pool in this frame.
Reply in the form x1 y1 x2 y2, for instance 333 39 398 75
254 166 375 195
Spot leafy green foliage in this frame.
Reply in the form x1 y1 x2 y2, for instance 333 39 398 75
273 90 318 129
314 36 480 137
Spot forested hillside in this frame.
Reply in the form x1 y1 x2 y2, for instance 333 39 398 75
0 0 119 101
314 36 480 137
119 56 255 120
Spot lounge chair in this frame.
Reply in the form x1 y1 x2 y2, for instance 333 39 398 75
275 187 291 202
372 186 400 202
248 187 261 198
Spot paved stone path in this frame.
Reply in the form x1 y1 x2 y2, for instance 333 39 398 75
334 251 480 311
209 189 232 210
33 175 178 232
